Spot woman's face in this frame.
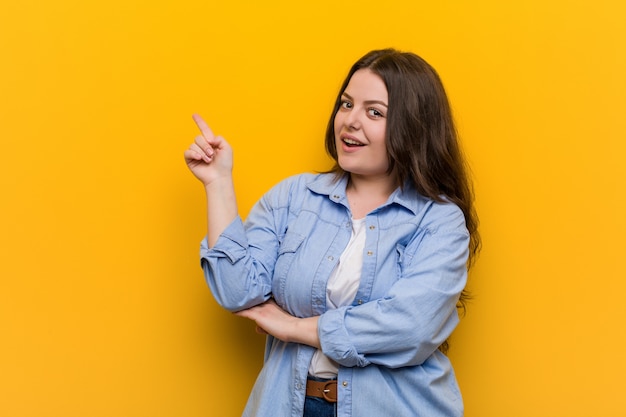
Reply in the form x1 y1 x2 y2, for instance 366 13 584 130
334 69 389 179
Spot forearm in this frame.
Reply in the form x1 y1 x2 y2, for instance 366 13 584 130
235 300 321 349
205 176 238 247
319 300 460 368
290 316 320 349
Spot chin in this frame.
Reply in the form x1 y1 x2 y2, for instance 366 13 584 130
336 160 354 173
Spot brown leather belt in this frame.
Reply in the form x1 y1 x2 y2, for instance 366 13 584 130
306 378 337 403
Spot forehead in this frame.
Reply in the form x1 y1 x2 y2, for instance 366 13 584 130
343 69 388 101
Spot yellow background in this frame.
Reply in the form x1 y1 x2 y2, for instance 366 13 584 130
1 0 624 415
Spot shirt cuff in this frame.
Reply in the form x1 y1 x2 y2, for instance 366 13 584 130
318 307 370 368
200 216 249 264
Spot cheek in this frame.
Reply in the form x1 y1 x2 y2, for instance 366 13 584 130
333 114 342 135
373 125 387 146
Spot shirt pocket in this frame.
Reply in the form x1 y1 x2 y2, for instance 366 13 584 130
272 232 306 306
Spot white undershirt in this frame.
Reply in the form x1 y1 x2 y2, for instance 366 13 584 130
308 217 366 378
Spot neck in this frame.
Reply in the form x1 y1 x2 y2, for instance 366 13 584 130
346 173 398 218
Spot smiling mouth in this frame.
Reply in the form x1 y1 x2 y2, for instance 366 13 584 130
342 138 364 147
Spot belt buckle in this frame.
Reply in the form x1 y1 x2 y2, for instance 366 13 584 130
321 380 337 403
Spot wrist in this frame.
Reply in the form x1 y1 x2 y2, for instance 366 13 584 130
204 175 234 193
291 316 320 348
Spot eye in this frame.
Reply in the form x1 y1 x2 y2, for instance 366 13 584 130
340 100 353 109
368 108 384 118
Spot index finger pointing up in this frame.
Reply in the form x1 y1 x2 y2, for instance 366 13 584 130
192 114 215 140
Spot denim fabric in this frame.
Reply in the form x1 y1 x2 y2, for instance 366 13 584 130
201 173 469 417
304 396 336 417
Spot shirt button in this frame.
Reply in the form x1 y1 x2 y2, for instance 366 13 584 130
369 225 375 230
367 251 373 256
342 381 349 387
357 299 363 305
296 383 302 390
328 255 334 261
333 195 340 199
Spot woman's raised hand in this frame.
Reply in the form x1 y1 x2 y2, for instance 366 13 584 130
184 114 233 186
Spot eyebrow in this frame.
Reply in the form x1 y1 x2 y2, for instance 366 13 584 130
342 92 388 108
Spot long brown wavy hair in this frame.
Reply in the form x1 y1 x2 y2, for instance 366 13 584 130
325 49 481 350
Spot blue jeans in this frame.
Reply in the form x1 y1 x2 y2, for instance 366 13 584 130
303 376 336 417
304 396 336 417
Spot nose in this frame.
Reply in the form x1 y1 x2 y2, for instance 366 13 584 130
344 107 361 130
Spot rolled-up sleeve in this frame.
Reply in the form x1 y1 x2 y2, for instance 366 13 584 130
318 204 470 369
200 209 277 312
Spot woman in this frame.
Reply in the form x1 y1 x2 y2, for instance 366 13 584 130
184 48 480 417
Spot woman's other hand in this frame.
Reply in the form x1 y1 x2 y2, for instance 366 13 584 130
235 299 321 348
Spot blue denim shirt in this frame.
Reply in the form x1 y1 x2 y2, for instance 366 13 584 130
200 173 469 417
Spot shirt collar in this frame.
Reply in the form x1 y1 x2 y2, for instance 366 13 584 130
306 173 423 216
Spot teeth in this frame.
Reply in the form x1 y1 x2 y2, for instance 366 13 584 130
343 138 363 145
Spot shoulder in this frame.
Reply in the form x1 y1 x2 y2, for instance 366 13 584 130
262 172 335 206
394 185 466 235
420 198 468 236
393 186 466 234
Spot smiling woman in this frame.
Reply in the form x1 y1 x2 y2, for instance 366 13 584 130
184 48 480 417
